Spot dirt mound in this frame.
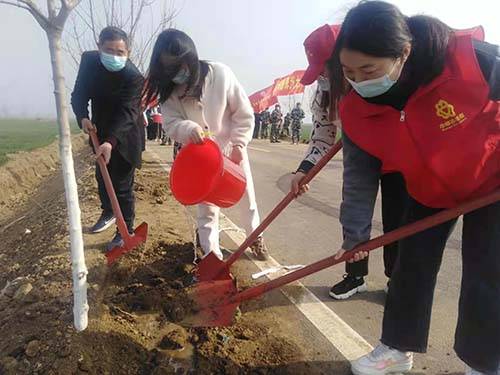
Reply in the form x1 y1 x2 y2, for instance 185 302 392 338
0 149 311 374
0 134 87 219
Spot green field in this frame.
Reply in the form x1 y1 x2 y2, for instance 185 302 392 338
0 119 79 165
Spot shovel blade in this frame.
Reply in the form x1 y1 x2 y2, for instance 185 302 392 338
106 222 148 265
196 252 231 282
183 278 239 327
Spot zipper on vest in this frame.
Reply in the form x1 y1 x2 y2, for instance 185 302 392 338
400 110 406 122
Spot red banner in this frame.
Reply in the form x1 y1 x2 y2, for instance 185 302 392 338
271 70 305 97
248 85 278 113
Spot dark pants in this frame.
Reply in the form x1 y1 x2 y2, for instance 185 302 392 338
270 123 280 142
347 173 408 278
292 128 300 144
96 150 136 232
261 124 269 139
381 197 500 373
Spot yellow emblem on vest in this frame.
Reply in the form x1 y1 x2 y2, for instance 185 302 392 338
435 99 456 120
435 99 466 131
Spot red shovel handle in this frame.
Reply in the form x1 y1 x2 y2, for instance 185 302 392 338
220 141 343 274
230 188 500 304
89 131 131 241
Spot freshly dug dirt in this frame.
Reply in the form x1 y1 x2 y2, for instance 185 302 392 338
0 145 325 374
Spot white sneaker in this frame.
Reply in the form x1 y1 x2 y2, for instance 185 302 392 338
465 365 486 375
351 343 413 375
465 364 500 375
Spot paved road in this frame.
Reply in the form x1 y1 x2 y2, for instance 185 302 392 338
149 139 465 374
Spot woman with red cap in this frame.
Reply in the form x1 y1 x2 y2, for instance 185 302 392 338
325 1 499 374
291 23 409 301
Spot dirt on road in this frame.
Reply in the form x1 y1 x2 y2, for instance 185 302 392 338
0 141 337 374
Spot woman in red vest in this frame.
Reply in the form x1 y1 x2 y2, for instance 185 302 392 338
326 2 499 375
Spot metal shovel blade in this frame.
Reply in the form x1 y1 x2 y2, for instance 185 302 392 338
183 278 239 327
106 222 148 265
196 252 231 282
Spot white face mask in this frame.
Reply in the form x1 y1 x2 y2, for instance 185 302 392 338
346 59 402 98
317 75 330 92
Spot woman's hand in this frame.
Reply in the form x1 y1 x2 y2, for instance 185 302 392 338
290 171 309 196
230 145 244 164
189 127 205 144
334 248 369 263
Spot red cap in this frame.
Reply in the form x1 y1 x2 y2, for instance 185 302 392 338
301 24 341 85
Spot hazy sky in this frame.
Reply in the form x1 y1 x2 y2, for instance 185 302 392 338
0 0 498 118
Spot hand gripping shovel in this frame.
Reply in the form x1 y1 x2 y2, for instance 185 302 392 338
196 140 344 282
187 188 500 327
89 131 148 265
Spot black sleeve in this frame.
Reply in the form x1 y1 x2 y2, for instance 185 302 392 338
71 52 92 128
474 40 500 100
107 70 144 143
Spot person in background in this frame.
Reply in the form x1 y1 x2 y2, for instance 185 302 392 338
290 102 305 144
144 29 270 261
259 107 271 139
270 104 283 143
253 112 261 139
71 26 144 250
151 105 163 142
281 111 291 137
326 2 500 374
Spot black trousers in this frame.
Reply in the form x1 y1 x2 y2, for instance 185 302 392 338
96 150 136 232
380 196 500 373
346 172 408 278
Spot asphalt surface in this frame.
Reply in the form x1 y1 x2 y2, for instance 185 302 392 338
149 139 466 374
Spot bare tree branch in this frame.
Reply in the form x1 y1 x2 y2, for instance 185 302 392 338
0 0 51 29
87 0 98 44
0 0 30 11
64 0 178 73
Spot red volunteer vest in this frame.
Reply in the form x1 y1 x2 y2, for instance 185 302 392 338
340 33 500 208
152 113 163 123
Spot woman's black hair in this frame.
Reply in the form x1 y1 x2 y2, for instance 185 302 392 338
144 29 210 106
327 1 451 109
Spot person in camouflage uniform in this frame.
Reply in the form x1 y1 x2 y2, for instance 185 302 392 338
282 111 292 137
259 108 271 139
290 102 305 144
270 104 283 143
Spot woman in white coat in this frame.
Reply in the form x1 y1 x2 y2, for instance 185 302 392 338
144 29 269 261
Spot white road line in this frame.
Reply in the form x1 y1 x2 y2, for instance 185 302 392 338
247 146 271 153
145 147 372 361
218 212 373 361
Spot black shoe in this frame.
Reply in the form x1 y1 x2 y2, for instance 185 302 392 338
107 232 124 252
329 274 367 300
90 212 116 233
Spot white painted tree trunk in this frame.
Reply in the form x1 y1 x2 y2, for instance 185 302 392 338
47 29 88 331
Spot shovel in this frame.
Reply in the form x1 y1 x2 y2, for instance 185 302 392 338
187 188 500 327
196 140 344 282
89 131 148 265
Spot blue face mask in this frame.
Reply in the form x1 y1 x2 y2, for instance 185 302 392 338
172 67 190 85
346 60 401 98
100 52 127 72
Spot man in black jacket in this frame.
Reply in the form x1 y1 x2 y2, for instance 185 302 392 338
71 26 144 250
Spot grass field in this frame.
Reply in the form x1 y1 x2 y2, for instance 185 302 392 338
0 118 79 165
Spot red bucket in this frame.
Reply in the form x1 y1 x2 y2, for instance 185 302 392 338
170 139 247 208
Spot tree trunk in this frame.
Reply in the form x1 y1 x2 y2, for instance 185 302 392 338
47 29 88 331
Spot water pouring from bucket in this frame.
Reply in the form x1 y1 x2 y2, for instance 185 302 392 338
170 139 247 208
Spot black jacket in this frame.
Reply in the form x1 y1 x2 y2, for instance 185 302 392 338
71 51 144 168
